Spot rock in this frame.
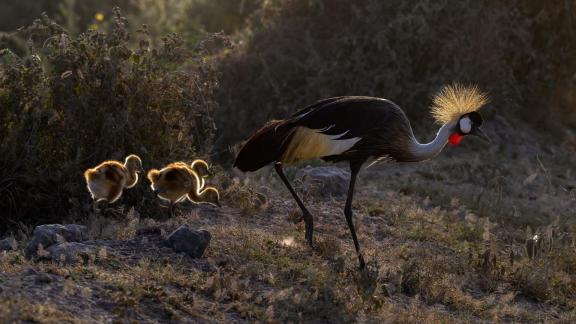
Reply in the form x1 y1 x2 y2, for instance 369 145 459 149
26 224 88 258
47 242 97 264
166 225 211 258
35 273 56 284
0 237 17 251
295 166 351 197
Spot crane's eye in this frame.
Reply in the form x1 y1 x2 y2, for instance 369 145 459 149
459 117 472 134
467 111 484 126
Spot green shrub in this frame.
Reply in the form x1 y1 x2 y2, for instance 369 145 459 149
0 10 219 233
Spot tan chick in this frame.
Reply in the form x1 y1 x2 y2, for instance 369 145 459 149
147 162 220 217
191 159 214 178
190 159 214 189
84 154 144 206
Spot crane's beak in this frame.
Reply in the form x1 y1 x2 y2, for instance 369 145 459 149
471 127 490 143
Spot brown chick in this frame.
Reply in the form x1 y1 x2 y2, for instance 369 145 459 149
191 159 214 178
190 159 214 190
147 162 220 217
84 154 144 205
188 186 221 207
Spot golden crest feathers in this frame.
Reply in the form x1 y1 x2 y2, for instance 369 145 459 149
430 83 489 124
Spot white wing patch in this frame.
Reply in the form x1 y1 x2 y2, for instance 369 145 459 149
323 131 359 155
280 127 361 163
366 155 394 169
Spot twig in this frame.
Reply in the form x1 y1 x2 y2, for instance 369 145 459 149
536 154 553 189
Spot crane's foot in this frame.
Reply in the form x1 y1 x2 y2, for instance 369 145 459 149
304 219 314 248
305 232 314 248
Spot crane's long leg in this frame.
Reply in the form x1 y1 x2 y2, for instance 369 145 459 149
345 160 366 270
274 163 314 247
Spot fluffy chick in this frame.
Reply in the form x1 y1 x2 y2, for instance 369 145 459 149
84 154 144 204
147 162 220 216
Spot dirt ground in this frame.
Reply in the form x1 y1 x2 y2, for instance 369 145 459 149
1 122 575 323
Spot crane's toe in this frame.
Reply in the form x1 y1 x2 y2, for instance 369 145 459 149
305 226 314 248
306 235 314 248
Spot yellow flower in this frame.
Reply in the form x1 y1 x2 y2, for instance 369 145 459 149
95 13 104 22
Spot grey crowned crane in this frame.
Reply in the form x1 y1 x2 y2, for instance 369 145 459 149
234 84 489 269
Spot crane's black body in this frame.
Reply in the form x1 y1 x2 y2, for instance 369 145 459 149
234 96 423 269
235 97 419 171
234 86 492 270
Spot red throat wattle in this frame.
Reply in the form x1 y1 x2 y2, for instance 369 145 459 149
449 132 463 146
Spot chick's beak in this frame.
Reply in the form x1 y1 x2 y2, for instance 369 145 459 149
471 127 490 143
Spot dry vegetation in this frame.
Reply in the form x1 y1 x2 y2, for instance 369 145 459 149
1 146 575 322
0 10 221 233
216 0 576 152
0 0 575 322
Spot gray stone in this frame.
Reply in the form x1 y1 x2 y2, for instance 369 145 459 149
166 225 211 258
0 238 17 251
296 166 351 197
35 273 58 284
26 224 88 257
46 242 97 264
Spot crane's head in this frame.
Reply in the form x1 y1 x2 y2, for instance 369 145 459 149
430 83 490 146
449 111 489 145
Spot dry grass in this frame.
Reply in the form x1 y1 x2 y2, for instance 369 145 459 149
0 1 575 322
1 141 574 322
0 298 79 323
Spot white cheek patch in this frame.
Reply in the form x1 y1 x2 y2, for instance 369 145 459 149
459 117 472 134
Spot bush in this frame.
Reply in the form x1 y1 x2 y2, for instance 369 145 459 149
215 0 576 153
0 0 136 33
187 0 263 34
0 0 59 31
0 9 219 234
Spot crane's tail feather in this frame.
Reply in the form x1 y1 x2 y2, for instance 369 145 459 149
234 120 295 172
